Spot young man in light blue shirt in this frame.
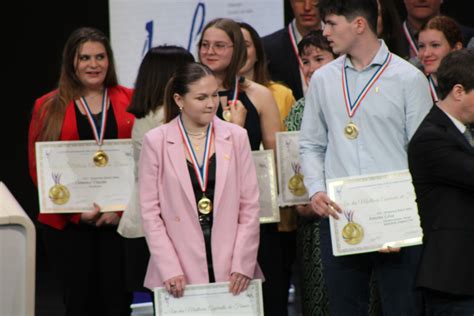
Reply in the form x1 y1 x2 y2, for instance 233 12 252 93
299 0 433 314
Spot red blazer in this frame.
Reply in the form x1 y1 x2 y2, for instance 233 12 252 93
28 85 134 230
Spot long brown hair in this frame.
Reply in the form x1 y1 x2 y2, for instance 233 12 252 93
164 63 215 123
238 22 271 87
198 18 246 89
36 27 118 141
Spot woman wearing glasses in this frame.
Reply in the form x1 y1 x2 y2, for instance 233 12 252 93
198 18 281 151
198 18 287 316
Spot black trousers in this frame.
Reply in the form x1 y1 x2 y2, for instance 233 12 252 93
42 224 132 316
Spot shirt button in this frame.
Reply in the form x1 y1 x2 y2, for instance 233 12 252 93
175 216 180 222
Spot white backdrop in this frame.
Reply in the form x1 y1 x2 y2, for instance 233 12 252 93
109 0 284 88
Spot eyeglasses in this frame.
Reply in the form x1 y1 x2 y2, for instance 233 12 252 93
199 42 234 54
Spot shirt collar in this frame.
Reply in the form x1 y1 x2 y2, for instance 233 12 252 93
345 40 390 70
441 107 467 134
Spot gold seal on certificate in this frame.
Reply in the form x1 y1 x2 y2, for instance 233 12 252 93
93 150 108 167
344 122 359 140
288 162 307 196
223 109 232 122
198 196 212 214
49 173 70 205
342 210 364 245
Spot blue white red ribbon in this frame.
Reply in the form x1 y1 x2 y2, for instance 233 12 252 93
288 23 309 89
178 116 214 193
77 89 109 146
342 53 392 118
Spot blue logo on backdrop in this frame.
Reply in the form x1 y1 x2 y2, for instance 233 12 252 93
142 20 154 56
187 2 206 51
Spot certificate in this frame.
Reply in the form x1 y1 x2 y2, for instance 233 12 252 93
327 170 423 256
154 280 264 316
35 139 134 213
276 131 310 206
252 150 280 224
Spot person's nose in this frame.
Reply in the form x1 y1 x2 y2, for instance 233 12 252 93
90 57 99 68
304 0 312 11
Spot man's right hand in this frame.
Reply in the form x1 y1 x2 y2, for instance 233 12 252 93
310 192 342 219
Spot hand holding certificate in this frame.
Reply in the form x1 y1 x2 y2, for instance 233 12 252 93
326 170 423 256
154 280 264 316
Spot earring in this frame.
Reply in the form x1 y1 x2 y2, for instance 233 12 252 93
179 106 183 111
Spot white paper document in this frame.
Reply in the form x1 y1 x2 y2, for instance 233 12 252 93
154 280 264 316
35 139 134 213
327 170 423 256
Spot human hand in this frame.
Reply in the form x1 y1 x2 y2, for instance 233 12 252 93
95 211 120 227
164 275 186 298
379 246 401 253
310 192 342 219
229 272 251 295
228 100 247 127
80 203 101 225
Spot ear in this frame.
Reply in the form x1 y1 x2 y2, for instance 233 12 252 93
354 17 366 34
173 93 184 110
452 84 465 101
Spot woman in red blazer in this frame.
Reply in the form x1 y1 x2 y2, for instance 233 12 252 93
139 62 262 298
28 27 134 316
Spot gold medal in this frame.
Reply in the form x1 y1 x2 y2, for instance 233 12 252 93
198 196 212 215
288 173 307 196
223 109 232 122
342 222 364 245
341 210 364 245
49 184 70 205
93 150 108 167
344 122 359 140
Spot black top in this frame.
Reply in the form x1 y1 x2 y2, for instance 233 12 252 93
187 154 216 282
217 90 262 150
187 154 216 219
74 102 118 140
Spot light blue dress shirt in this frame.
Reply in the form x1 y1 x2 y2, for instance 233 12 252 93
299 41 433 197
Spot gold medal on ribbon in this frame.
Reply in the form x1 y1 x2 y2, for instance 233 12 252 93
341 210 364 245
288 162 307 196
49 173 70 205
223 109 232 122
344 122 359 140
198 195 212 215
93 149 108 167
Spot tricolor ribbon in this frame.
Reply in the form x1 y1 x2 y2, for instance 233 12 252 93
288 23 309 89
342 53 392 118
403 21 419 57
229 76 240 105
178 116 214 194
77 89 109 146
428 76 439 103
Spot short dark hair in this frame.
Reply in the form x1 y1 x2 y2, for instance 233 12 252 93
164 63 215 122
128 45 194 118
297 30 337 58
437 49 474 100
319 0 378 35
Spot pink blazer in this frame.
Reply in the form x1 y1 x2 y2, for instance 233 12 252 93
139 116 263 289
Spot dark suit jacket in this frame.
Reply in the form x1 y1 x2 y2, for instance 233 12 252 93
408 105 474 296
262 28 304 100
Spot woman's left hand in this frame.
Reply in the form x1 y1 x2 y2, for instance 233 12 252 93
229 272 250 295
95 211 121 227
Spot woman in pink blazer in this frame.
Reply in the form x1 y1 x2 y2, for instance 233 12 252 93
139 62 262 298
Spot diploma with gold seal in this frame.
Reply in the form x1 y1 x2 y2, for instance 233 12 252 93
327 170 423 256
35 139 134 213
154 280 264 316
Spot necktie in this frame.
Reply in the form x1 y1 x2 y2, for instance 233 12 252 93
464 125 474 147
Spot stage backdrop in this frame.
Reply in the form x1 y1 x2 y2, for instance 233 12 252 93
110 0 284 88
